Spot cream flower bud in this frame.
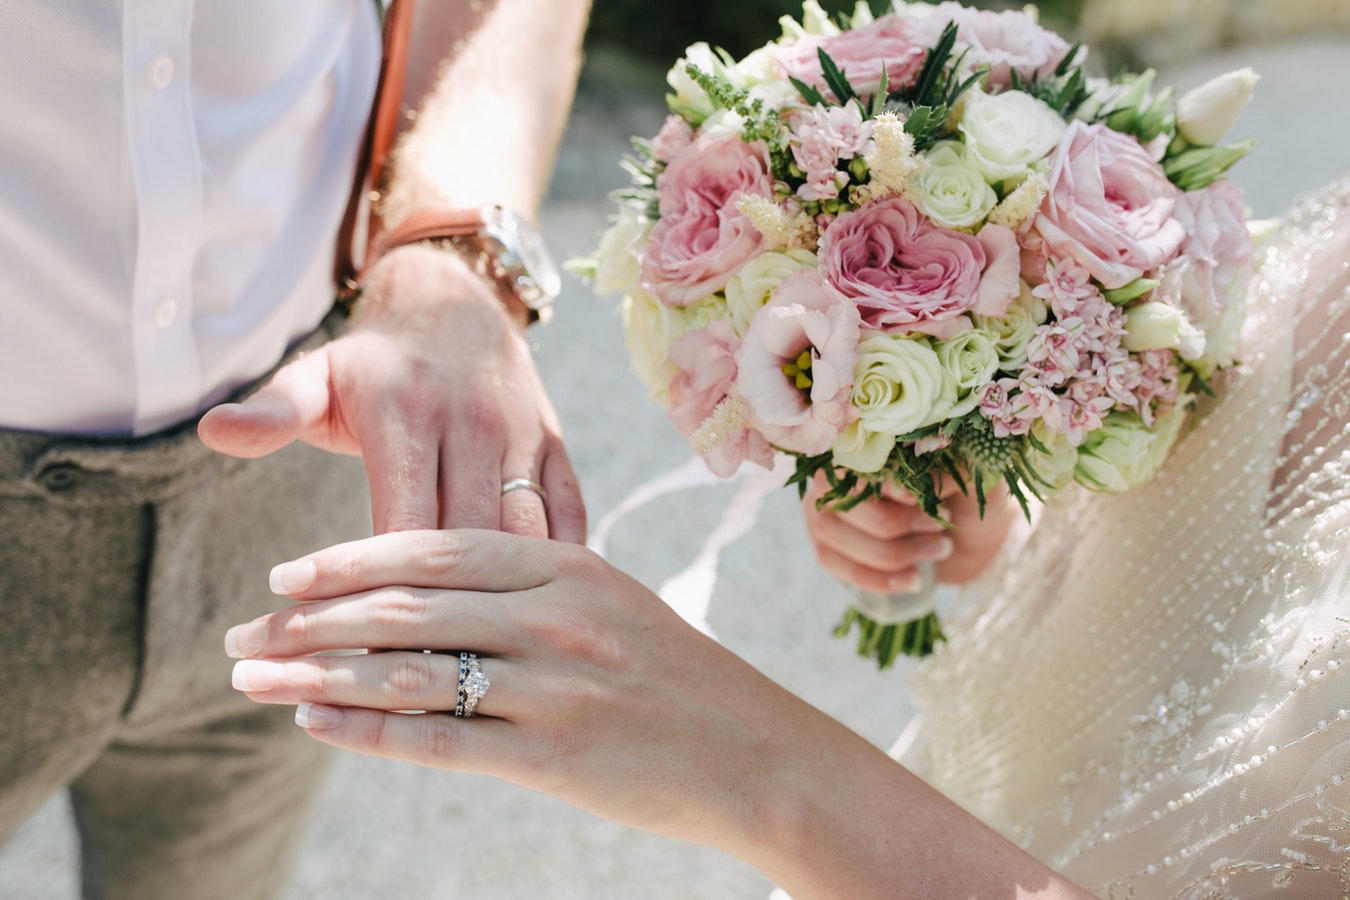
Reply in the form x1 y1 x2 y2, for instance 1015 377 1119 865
1122 302 1205 360
1175 68 1259 147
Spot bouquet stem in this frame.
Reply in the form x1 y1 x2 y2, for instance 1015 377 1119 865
836 562 945 668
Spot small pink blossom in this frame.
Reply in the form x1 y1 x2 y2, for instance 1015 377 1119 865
666 321 774 476
1132 348 1182 425
776 14 927 99
1030 121 1186 290
818 196 1019 337
1044 393 1114 446
640 135 774 307
905 3 1078 90
1024 322 1081 387
913 432 952 455
976 377 1037 437
788 105 874 202
735 270 861 455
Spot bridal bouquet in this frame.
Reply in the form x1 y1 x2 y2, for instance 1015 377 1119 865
576 0 1257 667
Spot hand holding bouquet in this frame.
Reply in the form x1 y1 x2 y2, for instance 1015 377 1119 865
576 0 1257 667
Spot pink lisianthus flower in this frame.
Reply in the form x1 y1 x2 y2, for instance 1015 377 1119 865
818 196 1020 338
666 320 774 477
1030 121 1186 290
735 270 861 455
640 135 774 307
775 14 927 99
1156 179 1253 334
905 3 1077 90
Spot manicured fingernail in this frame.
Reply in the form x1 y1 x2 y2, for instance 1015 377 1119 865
224 623 266 659
295 702 342 730
269 559 316 595
888 573 920 592
232 660 283 692
931 537 955 560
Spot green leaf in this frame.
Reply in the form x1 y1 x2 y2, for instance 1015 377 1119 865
907 20 958 107
789 75 827 108
817 47 858 105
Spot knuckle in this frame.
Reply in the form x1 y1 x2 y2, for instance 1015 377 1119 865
416 530 465 578
418 716 461 762
384 653 437 701
372 589 433 635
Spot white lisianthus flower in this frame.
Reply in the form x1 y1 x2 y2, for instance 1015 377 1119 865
622 289 689 405
935 327 1000 417
973 280 1048 370
1122 301 1205 360
1074 404 1191 493
851 332 953 437
911 141 998 230
697 108 748 141
680 294 730 333
832 419 896 473
958 89 1067 183
1175 68 1260 147
1191 289 1246 378
593 204 651 296
724 249 818 335
1024 420 1079 492
667 43 742 122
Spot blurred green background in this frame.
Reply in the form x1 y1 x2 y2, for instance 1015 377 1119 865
583 0 1088 65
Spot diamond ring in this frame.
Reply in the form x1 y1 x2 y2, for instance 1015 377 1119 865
455 651 491 718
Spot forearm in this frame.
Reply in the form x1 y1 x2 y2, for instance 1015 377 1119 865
730 700 1093 899
381 0 592 225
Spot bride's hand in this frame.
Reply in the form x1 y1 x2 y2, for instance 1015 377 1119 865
801 473 1020 593
223 529 821 847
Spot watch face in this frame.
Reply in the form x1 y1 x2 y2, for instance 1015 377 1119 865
483 206 561 309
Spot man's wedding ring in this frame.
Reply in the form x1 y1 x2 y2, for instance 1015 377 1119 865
455 652 490 718
501 477 547 503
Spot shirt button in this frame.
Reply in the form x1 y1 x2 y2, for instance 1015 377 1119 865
38 463 84 493
149 55 175 89
154 299 178 329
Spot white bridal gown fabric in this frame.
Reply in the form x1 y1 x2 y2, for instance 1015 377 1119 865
901 173 1350 898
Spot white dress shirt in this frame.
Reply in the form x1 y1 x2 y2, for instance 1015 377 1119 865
0 1 381 435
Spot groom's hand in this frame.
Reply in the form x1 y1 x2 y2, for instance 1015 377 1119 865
198 246 586 542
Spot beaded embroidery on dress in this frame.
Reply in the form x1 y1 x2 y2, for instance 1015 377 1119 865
902 173 1350 897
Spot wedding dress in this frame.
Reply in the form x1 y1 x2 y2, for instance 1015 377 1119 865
901 173 1350 897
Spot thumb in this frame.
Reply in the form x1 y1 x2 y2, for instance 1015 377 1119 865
198 350 336 459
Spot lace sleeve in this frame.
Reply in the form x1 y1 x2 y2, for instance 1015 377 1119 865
902 173 1350 898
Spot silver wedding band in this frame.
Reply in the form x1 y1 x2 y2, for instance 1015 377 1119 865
455 651 490 718
501 477 547 503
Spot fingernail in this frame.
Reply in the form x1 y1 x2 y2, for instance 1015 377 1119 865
224 623 266 659
231 660 283 692
295 702 342 730
887 573 920 593
931 537 955 560
269 559 316 595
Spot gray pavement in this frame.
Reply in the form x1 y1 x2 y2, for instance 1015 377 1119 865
3 32 1348 900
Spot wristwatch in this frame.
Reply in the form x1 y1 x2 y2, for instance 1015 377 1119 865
368 204 560 325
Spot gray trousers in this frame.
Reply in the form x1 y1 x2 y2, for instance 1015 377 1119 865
0 317 372 899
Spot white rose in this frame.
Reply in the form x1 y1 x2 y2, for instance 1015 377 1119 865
912 141 998 230
593 204 651 297
935 327 999 417
723 249 818 335
831 419 896 473
1175 68 1259 147
680 293 730 332
1024 420 1078 492
958 89 1067 183
1122 301 1205 360
1192 289 1246 378
622 289 689 405
851 332 953 436
973 280 1048 370
1074 404 1190 493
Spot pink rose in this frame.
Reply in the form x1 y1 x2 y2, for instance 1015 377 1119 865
735 270 861 455
1157 179 1253 332
1030 121 1185 290
905 3 1076 90
667 320 774 477
651 114 694 163
775 14 927 99
817 196 1020 338
640 135 774 307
